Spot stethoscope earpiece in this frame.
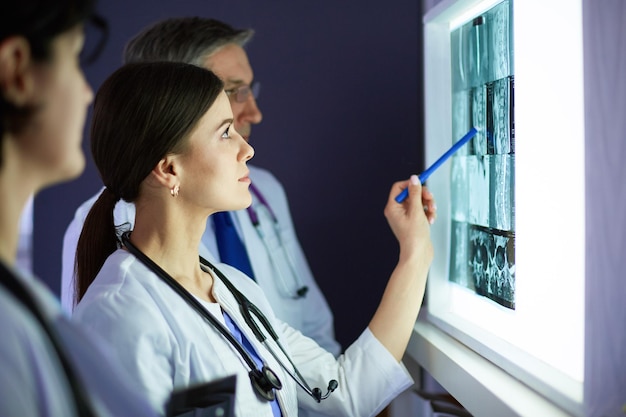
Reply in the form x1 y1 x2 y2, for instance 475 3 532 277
312 379 339 402
296 286 309 298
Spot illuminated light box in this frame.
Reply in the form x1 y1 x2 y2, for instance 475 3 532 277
408 0 586 415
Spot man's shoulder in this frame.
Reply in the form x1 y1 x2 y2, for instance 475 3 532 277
248 165 286 196
68 187 135 229
72 187 106 222
249 164 280 184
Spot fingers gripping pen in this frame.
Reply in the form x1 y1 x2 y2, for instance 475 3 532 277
395 127 478 203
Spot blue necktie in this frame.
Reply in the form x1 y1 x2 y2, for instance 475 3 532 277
212 211 256 280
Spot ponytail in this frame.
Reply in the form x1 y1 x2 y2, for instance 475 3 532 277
75 188 120 305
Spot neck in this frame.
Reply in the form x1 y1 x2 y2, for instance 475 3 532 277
0 212 21 267
0 149 38 266
130 201 215 301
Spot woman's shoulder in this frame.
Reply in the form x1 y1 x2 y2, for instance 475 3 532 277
73 250 164 323
84 249 150 292
0 283 53 349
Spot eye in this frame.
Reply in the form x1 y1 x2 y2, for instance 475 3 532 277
221 124 232 139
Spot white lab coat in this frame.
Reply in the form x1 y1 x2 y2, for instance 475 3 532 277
0 262 157 417
72 250 413 417
61 165 341 360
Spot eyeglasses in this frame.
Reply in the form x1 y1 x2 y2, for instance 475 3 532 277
225 82 261 103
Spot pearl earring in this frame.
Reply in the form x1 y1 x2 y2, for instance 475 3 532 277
170 185 180 197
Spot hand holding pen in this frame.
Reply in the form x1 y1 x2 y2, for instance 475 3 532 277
395 127 478 203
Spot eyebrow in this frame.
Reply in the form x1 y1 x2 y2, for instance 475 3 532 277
224 78 254 89
224 79 245 88
219 118 234 128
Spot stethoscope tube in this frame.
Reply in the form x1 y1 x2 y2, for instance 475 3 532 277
214 265 337 402
121 232 282 401
246 184 309 299
121 232 337 403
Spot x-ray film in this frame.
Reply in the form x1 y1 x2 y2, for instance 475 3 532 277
449 0 515 309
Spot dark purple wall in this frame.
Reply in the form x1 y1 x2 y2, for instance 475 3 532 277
34 0 424 349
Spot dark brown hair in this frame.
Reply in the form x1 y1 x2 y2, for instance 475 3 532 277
75 61 224 303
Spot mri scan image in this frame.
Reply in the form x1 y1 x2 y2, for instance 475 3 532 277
449 0 515 309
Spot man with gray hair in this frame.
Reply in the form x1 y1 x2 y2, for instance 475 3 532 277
62 17 340 370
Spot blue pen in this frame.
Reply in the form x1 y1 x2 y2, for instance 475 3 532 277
395 126 478 203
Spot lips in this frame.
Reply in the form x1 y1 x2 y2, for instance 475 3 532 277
239 171 251 182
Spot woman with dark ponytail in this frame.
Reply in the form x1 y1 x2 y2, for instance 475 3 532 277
75 61 224 303
72 60 436 416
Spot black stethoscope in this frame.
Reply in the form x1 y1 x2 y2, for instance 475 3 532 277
121 232 337 403
0 262 97 416
246 184 308 299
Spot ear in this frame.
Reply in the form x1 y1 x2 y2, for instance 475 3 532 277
149 154 181 190
0 36 35 107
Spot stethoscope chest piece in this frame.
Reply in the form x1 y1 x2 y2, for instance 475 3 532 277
122 231 336 404
250 366 283 401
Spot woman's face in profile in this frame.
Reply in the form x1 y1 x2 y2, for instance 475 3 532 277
174 91 255 213
19 25 93 187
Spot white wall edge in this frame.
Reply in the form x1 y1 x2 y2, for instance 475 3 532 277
407 314 576 417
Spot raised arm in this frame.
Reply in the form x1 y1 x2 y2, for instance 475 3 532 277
368 175 435 361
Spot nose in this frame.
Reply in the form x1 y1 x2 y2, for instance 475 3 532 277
85 84 94 104
238 95 263 125
83 73 94 104
240 136 255 161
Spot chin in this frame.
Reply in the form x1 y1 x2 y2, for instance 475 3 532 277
236 201 253 211
234 196 253 211
48 155 85 187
